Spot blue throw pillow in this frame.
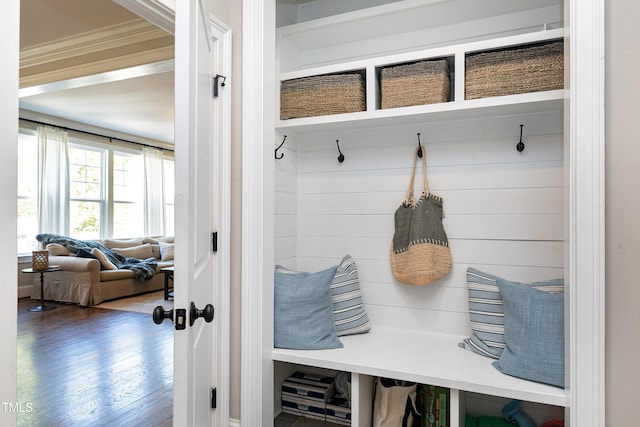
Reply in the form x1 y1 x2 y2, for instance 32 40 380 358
460 267 564 359
492 278 565 388
274 265 343 350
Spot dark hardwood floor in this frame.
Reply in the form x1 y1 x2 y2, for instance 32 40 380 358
17 298 173 427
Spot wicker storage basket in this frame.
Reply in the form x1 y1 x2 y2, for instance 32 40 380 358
280 72 366 120
380 59 451 109
465 40 564 100
32 250 49 271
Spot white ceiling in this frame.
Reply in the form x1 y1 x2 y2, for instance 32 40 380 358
19 63 175 145
19 0 175 145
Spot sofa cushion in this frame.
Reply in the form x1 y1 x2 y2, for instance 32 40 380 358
143 236 175 244
102 238 144 249
112 243 154 260
46 243 72 256
159 242 175 261
74 248 106 271
100 269 136 281
155 260 175 270
150 244 161 259
91 248 118 270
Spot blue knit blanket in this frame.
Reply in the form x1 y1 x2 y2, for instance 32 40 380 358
36 234 157 282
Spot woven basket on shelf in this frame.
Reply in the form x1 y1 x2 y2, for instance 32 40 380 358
465 40 564 100
280 72 366 120
380 59 451 109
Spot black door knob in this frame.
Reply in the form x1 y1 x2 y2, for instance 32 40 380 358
190 302 214 326
153 305 174 325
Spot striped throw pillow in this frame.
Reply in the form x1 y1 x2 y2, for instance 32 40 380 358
331 255 371 336
460 267 563 359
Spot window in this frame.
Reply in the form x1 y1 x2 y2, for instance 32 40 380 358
17 131 38 253
113 152 144 238
163 158 175 237
17 123 174 254
68 145 105 240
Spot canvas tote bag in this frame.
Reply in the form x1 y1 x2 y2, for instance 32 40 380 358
372 377 420 427
390 146 452 285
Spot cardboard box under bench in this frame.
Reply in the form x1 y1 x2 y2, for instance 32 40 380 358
281 371 351 425
326 396 352 426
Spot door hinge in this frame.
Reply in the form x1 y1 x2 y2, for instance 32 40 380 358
211 387 217 409
212 231 218 253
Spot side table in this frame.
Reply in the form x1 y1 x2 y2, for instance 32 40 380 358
161 266 174 300
22 265 62 312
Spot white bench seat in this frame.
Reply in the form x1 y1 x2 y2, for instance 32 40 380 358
272 326 568 407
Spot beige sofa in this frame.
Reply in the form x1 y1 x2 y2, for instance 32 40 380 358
30 236 174 306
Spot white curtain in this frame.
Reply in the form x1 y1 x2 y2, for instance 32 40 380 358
37 125 69 235
143 147 165 236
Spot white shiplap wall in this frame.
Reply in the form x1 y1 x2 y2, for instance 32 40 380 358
274 140 299 266
274 109 563 337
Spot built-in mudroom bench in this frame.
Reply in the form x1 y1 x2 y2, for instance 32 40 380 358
274 327 566 425
241 0 605 426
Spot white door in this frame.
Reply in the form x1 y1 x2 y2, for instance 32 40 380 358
172 0 230 425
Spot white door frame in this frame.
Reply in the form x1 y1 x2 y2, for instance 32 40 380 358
241 0 276 425
565 0 606 425
240 0 606 425
207 14 232 427
0 1 19 425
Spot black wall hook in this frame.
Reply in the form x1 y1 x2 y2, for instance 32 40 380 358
275 135 287 159
336 140 345 163
517 124 525 152
213 74 227 97
417 133 423 158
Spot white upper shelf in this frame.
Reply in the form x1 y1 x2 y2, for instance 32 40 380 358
277 0 564 72
275 91 564 134
276 27 565 134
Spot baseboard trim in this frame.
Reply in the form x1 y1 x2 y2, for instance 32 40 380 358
18 285 32 299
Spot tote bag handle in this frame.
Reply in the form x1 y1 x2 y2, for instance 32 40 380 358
404 146 429 207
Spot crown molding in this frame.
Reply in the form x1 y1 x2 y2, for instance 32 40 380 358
114 0 176 34
19 44 173 88
20 19 172 69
